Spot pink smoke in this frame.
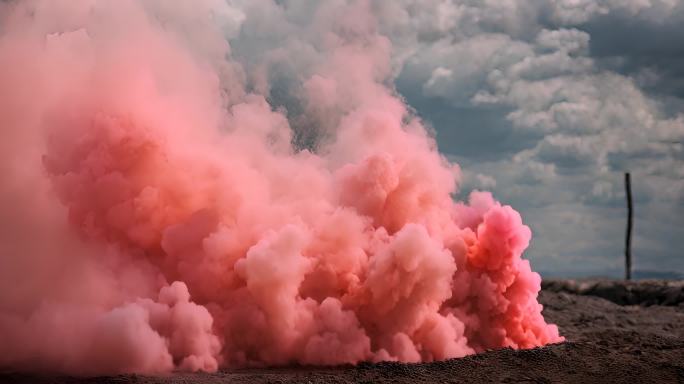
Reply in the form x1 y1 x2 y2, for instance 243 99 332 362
0 0 562 375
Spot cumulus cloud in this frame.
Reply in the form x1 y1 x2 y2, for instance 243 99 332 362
379 0 684 275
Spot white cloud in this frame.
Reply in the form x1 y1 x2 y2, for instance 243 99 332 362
378 0 684 276
546 0 679 24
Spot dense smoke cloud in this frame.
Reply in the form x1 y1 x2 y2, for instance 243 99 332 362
0 0 565 375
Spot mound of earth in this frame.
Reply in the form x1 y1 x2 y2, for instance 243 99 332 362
2 280 683 383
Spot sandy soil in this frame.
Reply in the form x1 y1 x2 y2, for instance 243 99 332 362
2 280 683 383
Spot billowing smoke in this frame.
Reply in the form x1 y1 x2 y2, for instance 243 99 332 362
0 0 562 375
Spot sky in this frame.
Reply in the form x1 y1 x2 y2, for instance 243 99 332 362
387 0 684 278
219 0 684 278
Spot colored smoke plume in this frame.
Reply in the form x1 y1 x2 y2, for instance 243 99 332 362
0 0 562 375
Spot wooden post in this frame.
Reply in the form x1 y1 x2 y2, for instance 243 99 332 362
625 172 633 281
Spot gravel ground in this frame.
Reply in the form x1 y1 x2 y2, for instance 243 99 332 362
2 281 683 383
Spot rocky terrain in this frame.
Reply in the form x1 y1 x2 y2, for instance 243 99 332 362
2 280 683 383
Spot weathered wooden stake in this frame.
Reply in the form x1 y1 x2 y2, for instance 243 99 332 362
625 172 633 281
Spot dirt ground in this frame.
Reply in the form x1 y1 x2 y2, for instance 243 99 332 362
2 280 683 384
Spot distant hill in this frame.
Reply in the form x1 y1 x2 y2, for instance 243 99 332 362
539 269 683 281
633 270 684 280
